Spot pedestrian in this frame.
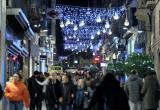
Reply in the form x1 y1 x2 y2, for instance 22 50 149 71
59 75 74 110
124 70 143 110
88 73 129 110
141 70 160 110
28 71 43 110
45 73 62 110
5 73 30 110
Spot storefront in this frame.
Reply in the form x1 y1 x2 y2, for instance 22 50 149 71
6 8 34 80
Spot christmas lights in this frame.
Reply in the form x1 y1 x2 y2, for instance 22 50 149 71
56 5 126 52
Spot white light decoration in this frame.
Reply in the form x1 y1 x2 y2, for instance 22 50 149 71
77 38 80 41
65 22 69 27
79 20 85 27
70 20 74 25
96 15 102 23
112 53 117 59
66 19 71 25
97 30 101 35
60 21 65 28
64 37 67 41
69 36 72 39
102 28 106 33
93 53 95 56
56 5 126 52
73 25 78 31
108 29 112 35
73 34 76 39
90 45 93 49
105 21 110 29
91 35 94 39
86 8 91 14
124 19 129 26
113 12 119 20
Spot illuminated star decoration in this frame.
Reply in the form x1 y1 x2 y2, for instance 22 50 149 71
56 5 126 53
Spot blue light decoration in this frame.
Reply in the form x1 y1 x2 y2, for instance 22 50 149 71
56 5 126 53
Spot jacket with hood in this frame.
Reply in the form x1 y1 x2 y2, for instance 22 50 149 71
141 75 160 109
5 80 30 108
125 74 143 102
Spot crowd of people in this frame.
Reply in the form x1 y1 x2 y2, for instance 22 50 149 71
0 69 159 110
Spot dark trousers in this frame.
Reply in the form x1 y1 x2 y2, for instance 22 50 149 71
30 97 42 110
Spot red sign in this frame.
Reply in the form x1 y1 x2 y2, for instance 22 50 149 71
46 9 59 19
92 55 102 64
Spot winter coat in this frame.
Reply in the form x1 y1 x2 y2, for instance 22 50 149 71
5 81 30 108
61 82 74 105
27 76 43 101
124 74 143 102
89 80 129 110
75 86 85 107
46 80 62 107
141 75 160 109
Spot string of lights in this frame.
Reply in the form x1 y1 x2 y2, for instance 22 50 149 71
56 5 127 52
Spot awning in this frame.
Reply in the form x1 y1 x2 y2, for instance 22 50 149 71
8 41 29 57
7 8 35 40
21 47 29 57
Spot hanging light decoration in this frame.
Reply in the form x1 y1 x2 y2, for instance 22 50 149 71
113 12 119 20
108 29 112 35
96 15 102 23
102 28 106 33
60 21 64 28
91 35 94 40
124 13 129 26
66 19 71 25
97 30 101 35
56 5 126 52
79 20 85 27
105 20 110 29
73 25 78 31
73 34 76 39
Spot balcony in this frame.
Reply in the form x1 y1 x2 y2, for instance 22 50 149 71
145 0 157 8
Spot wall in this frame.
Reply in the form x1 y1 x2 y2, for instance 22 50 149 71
152 1 160 80
0 0 6 109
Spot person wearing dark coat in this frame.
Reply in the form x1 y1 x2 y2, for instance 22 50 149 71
45 74 62 110
28 71 43 110
141 70 160 110
88 73 130 110
59 75 74 110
